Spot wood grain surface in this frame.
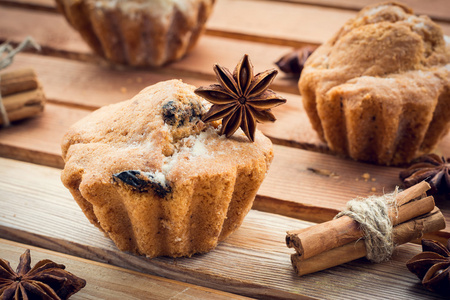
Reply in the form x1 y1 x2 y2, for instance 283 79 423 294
0 157 446 300
4 0 450 23
267 0 450 22
2 0 450 44
0 100 448 237
0 0 449 299
0 239 252 300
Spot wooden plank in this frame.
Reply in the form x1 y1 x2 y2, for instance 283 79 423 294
0 57 449 228
6 54 211 109
3 0 450 25
5 53 298 110
4 53 449 157
266 0 450 23
0 103 84 167
0 6 299 94
208 0 450 45
0 5 91 54
0 157 446 299
0 239 252 300
0 100 322 171
0 103 448 239
0 0 55 11
1 4 449 95
1 0 449 45
3 53 324 150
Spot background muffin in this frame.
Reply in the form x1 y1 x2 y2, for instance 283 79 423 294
299 2 450 165
61 80 273 257
55 0 215 66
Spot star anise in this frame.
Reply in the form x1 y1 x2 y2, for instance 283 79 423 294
275 46 316 77
0 249 86 299
194 54 286 142
406 239 450 294
399 154 450 195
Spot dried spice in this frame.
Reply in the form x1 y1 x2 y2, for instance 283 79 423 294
113 170 171 197
275 46 316 77
0 249 86 299
399 154 450 195
406 239 450 294
195 54 286 142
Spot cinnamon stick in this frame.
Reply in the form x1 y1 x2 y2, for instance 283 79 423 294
0 68 38 97
286 182 432 260
2 89 44 112
286 216 361 260
291 207 445 276
395 181 431 206
7 105 44 123
0 68 45 125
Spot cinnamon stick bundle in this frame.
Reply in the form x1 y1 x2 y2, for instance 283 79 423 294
0 68 45 126
286 181 446 276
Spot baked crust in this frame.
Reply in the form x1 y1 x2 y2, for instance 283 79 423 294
299 2 450 165
61 80 273 257
55 0 215 66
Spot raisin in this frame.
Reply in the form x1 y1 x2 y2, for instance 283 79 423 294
113 170 171 198
161 100 205 127
162 101 178 126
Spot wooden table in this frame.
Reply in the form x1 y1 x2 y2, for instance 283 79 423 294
1 0 449 299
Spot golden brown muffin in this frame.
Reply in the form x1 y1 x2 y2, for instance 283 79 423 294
61 80 273 257
299 2 450 165
55 0 215 66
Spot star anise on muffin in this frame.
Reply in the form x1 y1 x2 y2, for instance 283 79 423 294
399 154 450 195
195 54 286 142
406 239 450 294
0 249 86 299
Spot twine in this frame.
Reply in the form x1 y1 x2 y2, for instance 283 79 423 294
334 187 399 263
0 36 40 127
0 76 7 127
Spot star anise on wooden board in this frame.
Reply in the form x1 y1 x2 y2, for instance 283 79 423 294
0 249 86 300
406 239 450 294
275 46 316 77
194 54 286 142
399 154 450 195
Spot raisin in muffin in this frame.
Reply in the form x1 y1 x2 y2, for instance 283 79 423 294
55 0 215 66
299 2 450 165
61 80 273 257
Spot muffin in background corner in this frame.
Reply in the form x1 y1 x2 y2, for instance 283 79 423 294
55 0 215 66
61 80 273 258
299 2 450 165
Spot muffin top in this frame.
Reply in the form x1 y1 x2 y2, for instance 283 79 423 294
303 2 450 85
298 2 450 165
61 80 273 194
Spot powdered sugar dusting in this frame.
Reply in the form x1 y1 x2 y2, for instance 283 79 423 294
152 170 167 187
192 137 208 157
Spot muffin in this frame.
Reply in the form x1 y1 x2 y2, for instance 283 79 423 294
61 80 273 257
55 0 215 66
299 2 450 165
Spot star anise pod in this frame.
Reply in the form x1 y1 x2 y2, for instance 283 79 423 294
406 239 450 294
275 46 316 77
0 249 86 299
399 154 450 195
194 54 286 142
